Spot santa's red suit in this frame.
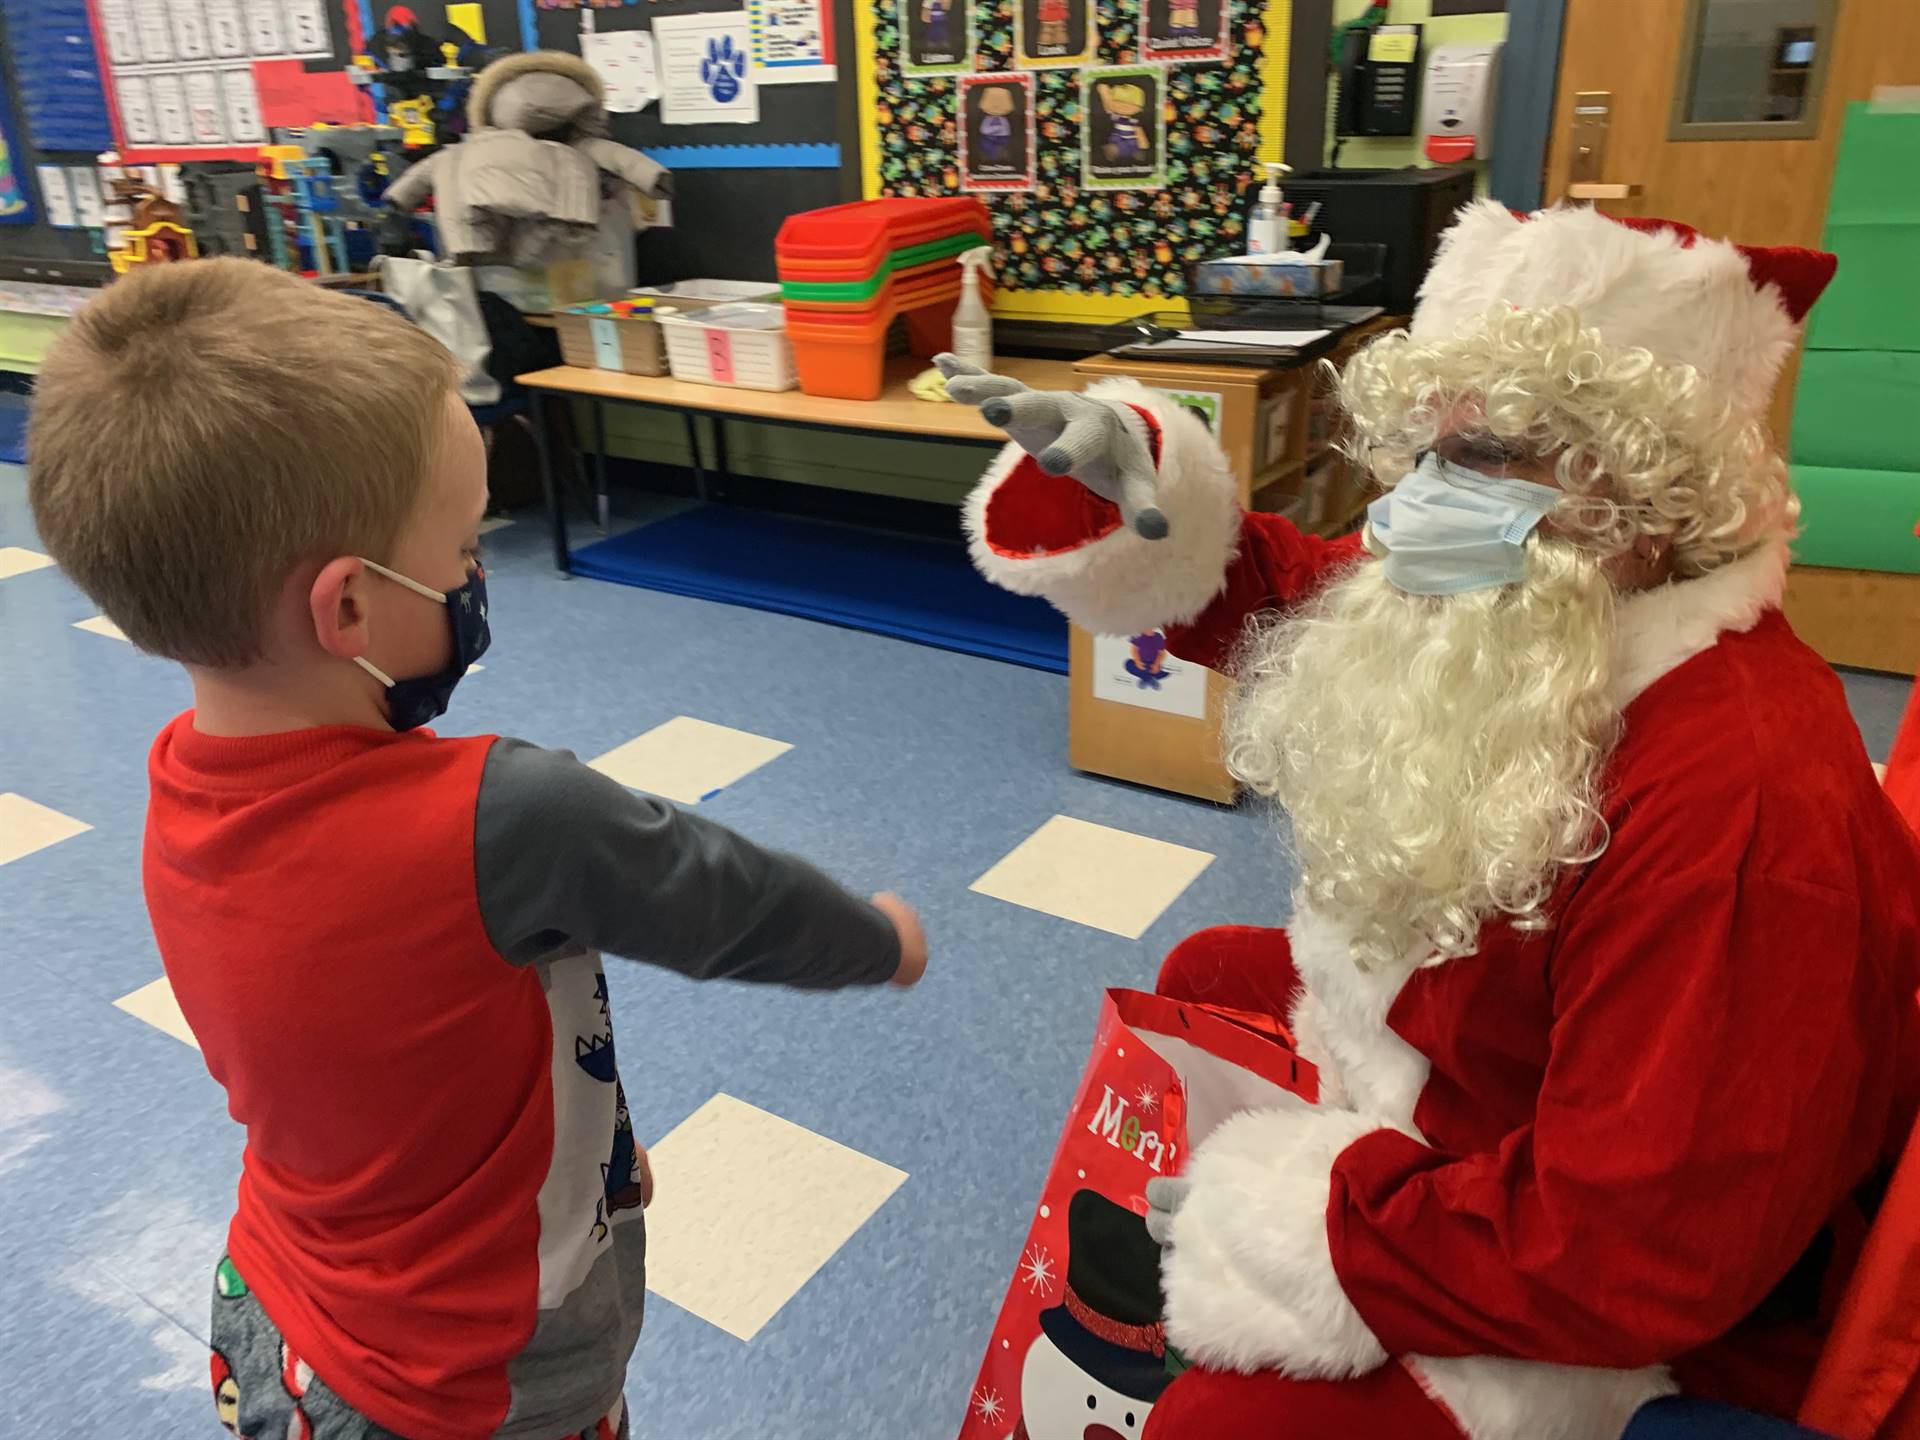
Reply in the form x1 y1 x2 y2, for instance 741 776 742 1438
965 205 1920 1440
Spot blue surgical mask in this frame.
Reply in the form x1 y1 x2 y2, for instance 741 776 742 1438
1366 452 1562 597
353 557 491 731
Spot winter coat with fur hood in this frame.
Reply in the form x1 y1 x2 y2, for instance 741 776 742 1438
384 50 669 266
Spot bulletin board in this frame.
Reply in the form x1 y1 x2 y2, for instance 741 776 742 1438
857 0 1289 317
526 0 860 281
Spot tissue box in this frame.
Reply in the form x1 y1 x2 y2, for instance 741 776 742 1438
1194 256 1346 298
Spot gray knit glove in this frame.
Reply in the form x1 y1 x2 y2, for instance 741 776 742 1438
937 355 1170 540
1144 1175 1190 1247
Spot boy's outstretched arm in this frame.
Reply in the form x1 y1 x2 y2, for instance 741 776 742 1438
473 739 920 988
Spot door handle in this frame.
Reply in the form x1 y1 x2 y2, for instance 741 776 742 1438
1567 182 1644 200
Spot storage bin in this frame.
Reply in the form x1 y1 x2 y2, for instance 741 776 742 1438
787 293 966 401
554 307 668 376
775 198 989 264
777 230 989 283
657 303 797 391
633 279 782 306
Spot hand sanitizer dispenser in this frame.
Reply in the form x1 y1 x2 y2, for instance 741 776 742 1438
1422 43 1501 164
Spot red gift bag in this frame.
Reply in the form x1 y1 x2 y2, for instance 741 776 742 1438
958 988 1319 1440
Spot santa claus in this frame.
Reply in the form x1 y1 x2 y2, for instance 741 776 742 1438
944 201 1920 1439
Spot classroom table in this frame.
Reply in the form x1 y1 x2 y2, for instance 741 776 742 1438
514 355 1084 573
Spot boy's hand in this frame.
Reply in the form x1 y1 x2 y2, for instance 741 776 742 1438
873 893 928 988
637 1143 654 1209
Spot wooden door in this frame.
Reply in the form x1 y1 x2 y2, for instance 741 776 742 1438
1544 0 1920 442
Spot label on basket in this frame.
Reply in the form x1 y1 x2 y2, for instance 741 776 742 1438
705 327 736 384
589 317 623 370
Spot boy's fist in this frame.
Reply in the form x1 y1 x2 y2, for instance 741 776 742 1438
873 893 928 988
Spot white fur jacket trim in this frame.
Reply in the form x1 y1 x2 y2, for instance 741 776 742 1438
962 379 1242 638
1161 1105 1390 1379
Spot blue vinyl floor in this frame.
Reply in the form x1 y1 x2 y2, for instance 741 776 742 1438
0 462 1910 1440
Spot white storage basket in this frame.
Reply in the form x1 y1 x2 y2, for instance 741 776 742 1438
657 303 797 392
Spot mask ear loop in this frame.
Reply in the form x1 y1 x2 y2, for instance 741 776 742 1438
359 557 450 605
352 557 448 689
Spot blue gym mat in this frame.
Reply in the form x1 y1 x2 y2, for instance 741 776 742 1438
569 505 1069 673
0 393 27 465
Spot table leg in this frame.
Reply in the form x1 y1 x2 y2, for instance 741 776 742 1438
683 410 710 502
711 416 732 504
593 397 610 533
532 393 572 574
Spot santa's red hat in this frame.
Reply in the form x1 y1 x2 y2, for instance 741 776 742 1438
1411 201 1837 421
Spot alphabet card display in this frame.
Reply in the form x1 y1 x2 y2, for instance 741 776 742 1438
1083 65 1165 190
93 0 328 158
958 72 1036 192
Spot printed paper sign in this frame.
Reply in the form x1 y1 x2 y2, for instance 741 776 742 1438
135 0 177 62
68 168 108 228
169 0 214 59
1015 0 1093 69
654 12 761 126
1092 631 1210 719
582 28 658 113
589 317 624 369
206 0 247 56
98 0 144 64
1153 387 1223 436
747 0 836 85
900 0 971 76
37 167 79 228
957 73 1036 193
186 71 227 144
1141 0 1228 65
1083 65 1167 191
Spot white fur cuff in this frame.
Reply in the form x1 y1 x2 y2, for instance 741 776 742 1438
962 379 1243 638
1161 1105 1389 1379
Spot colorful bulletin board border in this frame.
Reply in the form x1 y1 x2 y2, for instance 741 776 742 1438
957 72 1035 192
856 0 1290 317
900 0 976 77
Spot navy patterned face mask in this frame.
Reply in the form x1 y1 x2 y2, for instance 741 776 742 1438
352 558 491 731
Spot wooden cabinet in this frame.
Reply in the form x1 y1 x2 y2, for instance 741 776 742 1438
1064 322 1401 801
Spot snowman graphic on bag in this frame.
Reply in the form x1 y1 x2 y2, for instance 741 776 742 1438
1015 1190 1175 1440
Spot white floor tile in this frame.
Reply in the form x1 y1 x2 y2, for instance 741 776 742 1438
642 1094 906 1341
0 546 55 581
971 815 1215 939
478 516 515 535
589 717 792 805
0 793 91 868
114 977 201 1050
74 615 129 642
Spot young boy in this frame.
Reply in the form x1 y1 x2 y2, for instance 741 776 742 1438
27 259 927 1440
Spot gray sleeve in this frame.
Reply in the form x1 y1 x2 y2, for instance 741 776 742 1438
473 737 901 987
381 150 441 211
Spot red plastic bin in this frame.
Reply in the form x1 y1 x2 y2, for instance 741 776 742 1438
775 198 991 264
787 292 970 401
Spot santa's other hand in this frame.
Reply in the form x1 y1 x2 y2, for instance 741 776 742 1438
873 892 928 988
1145 1175 1190 1247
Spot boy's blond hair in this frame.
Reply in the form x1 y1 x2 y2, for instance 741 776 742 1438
28 259 461 667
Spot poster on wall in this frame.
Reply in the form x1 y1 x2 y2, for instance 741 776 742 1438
1013 0 1092 70
91 0 336 160
1083 66 1166 190
1141 0 1228 65
747 0 837 85
957 72 1035 192
899 0 972 77
654 11 761 125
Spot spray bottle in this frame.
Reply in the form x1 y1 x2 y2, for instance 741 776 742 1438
952 245 995 372
1248 162 1293 255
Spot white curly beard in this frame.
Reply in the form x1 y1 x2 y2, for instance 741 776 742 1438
1224 538 1624 971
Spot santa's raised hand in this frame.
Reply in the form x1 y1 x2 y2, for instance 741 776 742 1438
937 355 1170 541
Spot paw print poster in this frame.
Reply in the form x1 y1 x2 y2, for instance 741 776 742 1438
654 11 761 125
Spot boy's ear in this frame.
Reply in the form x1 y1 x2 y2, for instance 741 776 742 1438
308 556 373 661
